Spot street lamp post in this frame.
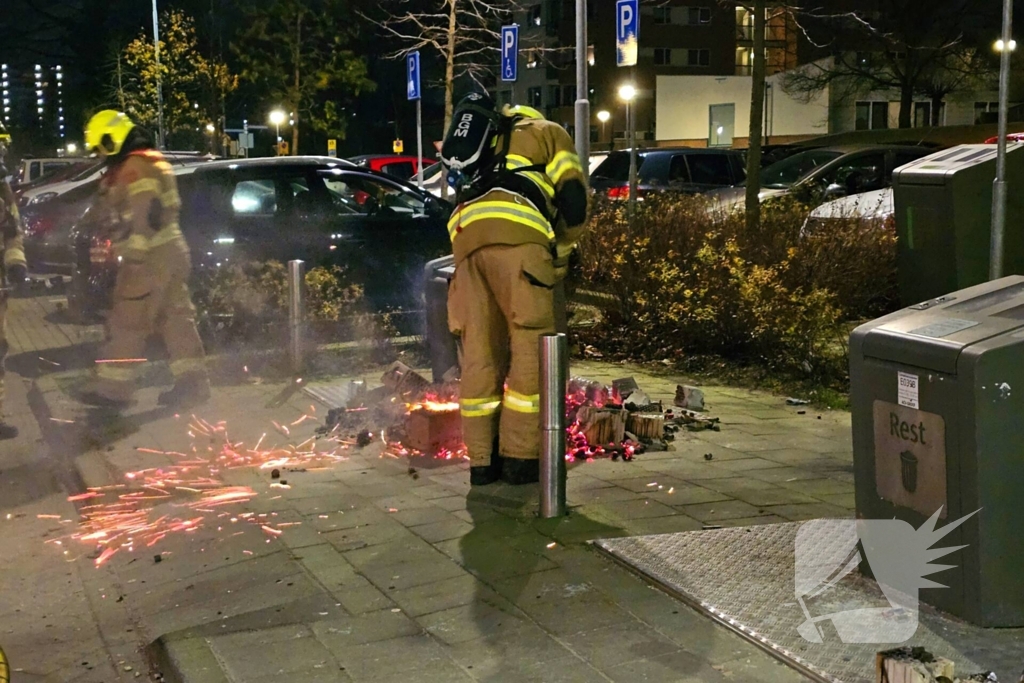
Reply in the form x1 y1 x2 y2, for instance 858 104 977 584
992 2 1015 280
574 0 590 180
152 0 165 150
597 110 610 148
619 84 637 222
269 109 286 152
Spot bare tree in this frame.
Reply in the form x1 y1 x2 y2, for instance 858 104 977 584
783 0 993 128
366 0 561 136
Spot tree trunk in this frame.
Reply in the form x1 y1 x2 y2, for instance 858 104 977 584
745 0 766 234
898 85 913 128
292 13 302 155
441 0 457 200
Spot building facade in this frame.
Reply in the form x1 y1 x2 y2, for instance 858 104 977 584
1 62 68 150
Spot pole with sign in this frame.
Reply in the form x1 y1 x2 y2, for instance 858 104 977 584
616 0 639 221
501 25 518 104
327 139 337 158
407 51 424 188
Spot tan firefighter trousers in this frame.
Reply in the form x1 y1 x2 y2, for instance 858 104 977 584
91 242 207 401
448 242 558 466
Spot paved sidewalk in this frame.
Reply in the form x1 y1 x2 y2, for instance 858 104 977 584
0 296 857 682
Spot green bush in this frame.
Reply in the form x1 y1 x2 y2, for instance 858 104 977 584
575 193 897 383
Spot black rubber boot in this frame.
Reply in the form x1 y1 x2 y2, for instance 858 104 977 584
159 375 211 408
502 457 540 485
470 453 503 486
0 422 18 440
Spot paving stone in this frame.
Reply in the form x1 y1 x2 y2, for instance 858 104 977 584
728 487 819 507
761 502 854 521
410 518 475 543
434 536 558 580
566 622 680 669
389 505 456 528
327 634 451 680
745 467 828 484
323 517 420 550
706 457 785 472
577 498 678 522
310 609 422 649
712 655 808 682
603 648 731 682
654 485 733 506
815 492 856 509
620 514 704 536
696 477 777 493
446 624 575 677
387 573 490 617
717 515 790 527
469 655 611 682
674 500 764 522
778 478 855 497
212 625 336 680
417 599 527 645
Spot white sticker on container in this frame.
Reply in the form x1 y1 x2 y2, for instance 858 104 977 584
898 371 919 409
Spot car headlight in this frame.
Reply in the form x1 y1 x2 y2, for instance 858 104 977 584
29 191 59 205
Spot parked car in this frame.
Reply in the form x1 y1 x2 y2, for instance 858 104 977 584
13 157 82 185
706 144 933 213
348 155 433 180
589 147 747 199
19 151 215 208
66 156 453 320
985 133 1024 144
417 153 610 199
801 187 894 237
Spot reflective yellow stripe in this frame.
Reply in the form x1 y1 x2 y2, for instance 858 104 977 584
506 154 555 198
460 395 502 418
503 390 540 414
96 364 138 382
3 248 26 266
115 234 151 257
448 200 554 241
128 178 161 196
170 358 206 377
149 224 185 249
546 151 583 184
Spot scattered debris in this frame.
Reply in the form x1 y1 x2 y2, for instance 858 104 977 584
675 385 705 412
270 469 281 480
153 554 162 564
381 362 431 398
356 430 374 447
704 453 714 461
797 410 806 415
786 397 810 406
404 405 461 453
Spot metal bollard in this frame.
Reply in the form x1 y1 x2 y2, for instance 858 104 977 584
288 260 306 374
539 333 568 518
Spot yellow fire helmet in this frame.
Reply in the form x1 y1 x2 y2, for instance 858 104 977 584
0 120 10 149
501 104 545 121
84 110 136 156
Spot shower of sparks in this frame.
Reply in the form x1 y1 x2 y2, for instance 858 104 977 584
49 408 358 568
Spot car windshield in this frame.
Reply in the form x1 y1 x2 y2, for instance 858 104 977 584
420 162 443 180
591 151 649 181
759 150 843 189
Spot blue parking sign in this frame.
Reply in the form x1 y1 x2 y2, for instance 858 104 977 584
501 25 518 83
616 0 639 67
407 51 421 101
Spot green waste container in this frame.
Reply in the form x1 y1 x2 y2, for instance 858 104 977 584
893 143 1024 307
850 276 1024 626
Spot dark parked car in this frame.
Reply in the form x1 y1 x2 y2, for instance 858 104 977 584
348 155 434 180
707 144 935 212
64 156 452 320
589 147 747 199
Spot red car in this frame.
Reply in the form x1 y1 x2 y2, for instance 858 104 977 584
348 155 433 179
984 133 1024 143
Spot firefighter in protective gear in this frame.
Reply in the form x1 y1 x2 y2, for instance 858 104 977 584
442 95 588 486
78 110 210 409
0 122 27 439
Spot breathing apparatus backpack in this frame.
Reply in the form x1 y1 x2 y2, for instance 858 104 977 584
440 94 553 223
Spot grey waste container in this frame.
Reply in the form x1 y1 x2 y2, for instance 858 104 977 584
893 143 1024 306
423 255 459 382
850 276 1024 626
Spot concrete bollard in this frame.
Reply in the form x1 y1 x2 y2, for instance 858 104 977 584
539 333 568 518
288 260 306 374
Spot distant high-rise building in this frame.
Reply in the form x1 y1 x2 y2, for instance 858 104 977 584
0 62 67 143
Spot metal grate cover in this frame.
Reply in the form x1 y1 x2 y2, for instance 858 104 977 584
595 522 1023 682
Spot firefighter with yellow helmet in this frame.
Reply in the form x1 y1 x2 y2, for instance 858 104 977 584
78 110 209 409
441 94 588 485
0 121 28 439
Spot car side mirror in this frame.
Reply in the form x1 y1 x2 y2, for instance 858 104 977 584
824 182 847 199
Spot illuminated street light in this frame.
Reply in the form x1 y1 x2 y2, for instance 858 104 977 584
66 143 78 155
269 109 286 142
596 110 610 143
205 123 216 134
995 38 1017 51
618 85 638 220
618 84 637 102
